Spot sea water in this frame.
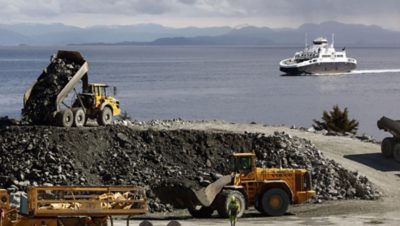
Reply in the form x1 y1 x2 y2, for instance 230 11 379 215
1 45 400 138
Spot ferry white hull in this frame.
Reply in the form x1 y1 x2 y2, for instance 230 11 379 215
280 58 357 75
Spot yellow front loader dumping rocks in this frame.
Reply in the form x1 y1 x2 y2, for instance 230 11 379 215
155 152 315 218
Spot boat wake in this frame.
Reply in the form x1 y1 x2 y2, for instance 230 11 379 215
349 69 400 74
312 69 400 76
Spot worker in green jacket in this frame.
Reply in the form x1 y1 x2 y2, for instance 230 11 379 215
228 196 240 226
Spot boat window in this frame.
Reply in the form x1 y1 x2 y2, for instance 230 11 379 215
336 55 343 57
322 55 330 57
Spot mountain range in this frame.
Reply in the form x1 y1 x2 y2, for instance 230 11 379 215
1 21 400 47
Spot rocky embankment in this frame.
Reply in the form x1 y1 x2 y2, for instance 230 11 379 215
0 121 380 212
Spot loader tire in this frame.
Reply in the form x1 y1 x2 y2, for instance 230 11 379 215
261 188 289 216
216 190 245 218
188 205 214 218
56 109 73 127
393 144 400 162
254 197 263 213
381 137 395 158
72 108 85 127
97 107 113 126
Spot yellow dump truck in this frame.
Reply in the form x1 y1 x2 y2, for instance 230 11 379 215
156 152 315 217
0 185 146 226
23 51 121 127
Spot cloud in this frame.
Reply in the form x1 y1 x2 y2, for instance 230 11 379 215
57 0 174 15
0 0 399 30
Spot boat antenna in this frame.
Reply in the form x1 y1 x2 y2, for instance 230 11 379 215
331 33 334 48
305 33 308 48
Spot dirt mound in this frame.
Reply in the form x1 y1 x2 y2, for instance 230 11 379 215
0 125 380 212
22 57 80 124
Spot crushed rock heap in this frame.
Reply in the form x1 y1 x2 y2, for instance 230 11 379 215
22 57 80 124
0 124 380 212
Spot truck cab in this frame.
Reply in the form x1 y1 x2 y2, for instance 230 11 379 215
84 83 120 113
76 83 121 126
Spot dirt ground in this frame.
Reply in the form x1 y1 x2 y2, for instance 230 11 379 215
116 120 400 225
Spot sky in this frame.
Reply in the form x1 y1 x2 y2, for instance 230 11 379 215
1 0 400 31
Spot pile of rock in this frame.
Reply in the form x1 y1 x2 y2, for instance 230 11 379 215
0 127 85 191
0 125 380 212
0 116 18 129
22 57 80 124
252 132 380 201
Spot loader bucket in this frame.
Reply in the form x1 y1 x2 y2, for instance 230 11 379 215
377 116 400 137
154 175 232 209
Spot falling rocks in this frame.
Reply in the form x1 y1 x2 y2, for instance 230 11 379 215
21 57 81 125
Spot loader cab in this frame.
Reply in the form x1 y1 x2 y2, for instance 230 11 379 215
232 152 256 174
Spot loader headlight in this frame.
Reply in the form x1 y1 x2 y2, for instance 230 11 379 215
1 195 7 203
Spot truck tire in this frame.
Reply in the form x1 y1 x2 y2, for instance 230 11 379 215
188 205 214 218
216 190 245 218
261 188 289 216
97 107 113 126
72 108 85 127
56 109 73 127
254 197 263 213
381 137 395 158
393 144 400 162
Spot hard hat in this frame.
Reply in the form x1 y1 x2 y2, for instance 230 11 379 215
230 196 236 202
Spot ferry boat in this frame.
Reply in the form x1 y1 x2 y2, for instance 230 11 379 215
279 35 357 75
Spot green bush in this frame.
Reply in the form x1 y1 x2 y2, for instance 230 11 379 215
313 105 359 135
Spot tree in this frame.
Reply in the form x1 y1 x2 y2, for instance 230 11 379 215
313 105 359 135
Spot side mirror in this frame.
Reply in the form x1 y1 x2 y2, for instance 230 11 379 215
113 87 117 96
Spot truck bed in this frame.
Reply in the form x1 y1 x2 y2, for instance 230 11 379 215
23 50 89 122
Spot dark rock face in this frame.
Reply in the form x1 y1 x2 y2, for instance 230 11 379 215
0 116 18 129
21 57 80 124
0 126 380 212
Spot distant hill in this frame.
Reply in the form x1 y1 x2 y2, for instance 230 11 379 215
0 23 231 45
1 21 400 47
149 21 400 47
0 28 30 45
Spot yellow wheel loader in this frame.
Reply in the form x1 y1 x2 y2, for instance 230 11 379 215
156 152 315 218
